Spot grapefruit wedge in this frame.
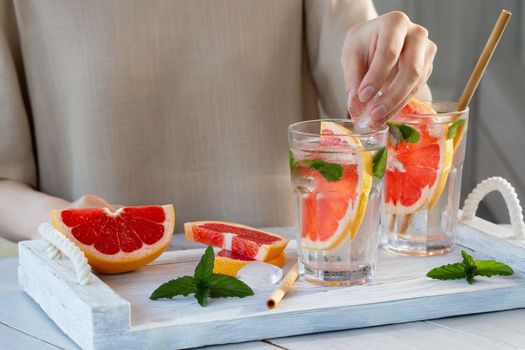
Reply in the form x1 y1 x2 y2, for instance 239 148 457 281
51 205 175 274
299 121 372 250
213 249 286 277
184 221 288 261
385 99 453 214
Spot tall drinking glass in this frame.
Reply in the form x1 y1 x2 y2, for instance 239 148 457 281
288 119 388 286
382 101 469 256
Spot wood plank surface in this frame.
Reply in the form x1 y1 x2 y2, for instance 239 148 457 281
0 322 63 350
267 321 520 350
4 224 525 349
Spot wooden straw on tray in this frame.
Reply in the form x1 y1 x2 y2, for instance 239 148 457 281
266 263 298 309
457 9 511 111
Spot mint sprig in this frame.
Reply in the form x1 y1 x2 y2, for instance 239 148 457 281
150 246 254 306
447 119 465 139
303 159 343 182
426 250 513 284
372 147 387 179
289 150 296 170
387 121 420 144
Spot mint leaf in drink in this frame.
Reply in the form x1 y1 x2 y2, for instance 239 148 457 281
289 150 296 170
372 147 387 179
209 273 254 298
426 263 466 280
150 245 254 307
475 260 514 277
149 276 196 300
447 119 465 139
194 245 214 284
426 250 514 284
303 159 343 182
387 121 420 144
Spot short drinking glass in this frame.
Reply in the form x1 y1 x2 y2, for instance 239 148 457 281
288 119 388 286
382 101 469 256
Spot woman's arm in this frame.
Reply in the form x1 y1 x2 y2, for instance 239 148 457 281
0 180 112 241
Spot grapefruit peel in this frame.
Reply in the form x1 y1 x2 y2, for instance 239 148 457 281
51 205 175 274
184 221 288 261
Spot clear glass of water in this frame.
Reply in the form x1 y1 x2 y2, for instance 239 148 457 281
288 119 387 286
382 101 469 256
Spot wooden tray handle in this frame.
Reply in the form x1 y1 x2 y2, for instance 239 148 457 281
461 176 525 240
39 223 93 285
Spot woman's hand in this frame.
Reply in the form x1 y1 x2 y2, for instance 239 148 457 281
341 11 436 128
67 194 119 211
0 180 119 241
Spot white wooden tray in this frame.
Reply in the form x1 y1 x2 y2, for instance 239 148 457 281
18 218 525 350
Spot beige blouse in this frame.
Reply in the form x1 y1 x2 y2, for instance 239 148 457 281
0 0 376 231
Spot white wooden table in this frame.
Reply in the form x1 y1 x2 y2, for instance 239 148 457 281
3 228 525 350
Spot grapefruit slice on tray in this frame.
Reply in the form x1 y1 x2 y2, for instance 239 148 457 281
51 205 175 274
184 221 288 261
385 99 453 215
298 121 372 250
213 249 286 277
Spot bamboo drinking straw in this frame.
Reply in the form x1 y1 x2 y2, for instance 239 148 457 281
457 9 511 111
266 263 298 309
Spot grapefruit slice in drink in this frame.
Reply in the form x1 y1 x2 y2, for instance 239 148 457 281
298 121 372 250
51 205 175 274
385 99 453 215
184 221 288 261
213 249 286 277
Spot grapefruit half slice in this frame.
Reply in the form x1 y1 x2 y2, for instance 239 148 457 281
385 99 453 214
51 205 175 274
184 221 288 261
213 249 286 277
299 121 372 250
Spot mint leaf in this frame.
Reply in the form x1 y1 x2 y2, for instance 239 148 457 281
150 245 255 307
426 263 466 280
387 121 420 144
289 150 296 170
447 119 465 139
303 159 343 182
427 250 514 284
209 273 254 298
194 245 214 285
475 260 514 277
461 250 476 284
461 250 475 267
195 287 210 307
149 276 196 300
372 147 387 179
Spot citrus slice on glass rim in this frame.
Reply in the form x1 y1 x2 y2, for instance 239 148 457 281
299 121 373 250
385 99 454 215
51 205 175 274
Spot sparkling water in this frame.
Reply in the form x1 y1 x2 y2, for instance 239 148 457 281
290 141 384 286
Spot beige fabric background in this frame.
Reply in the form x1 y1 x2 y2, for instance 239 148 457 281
0 0 376 231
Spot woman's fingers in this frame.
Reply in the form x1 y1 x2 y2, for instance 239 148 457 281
69 194 117 211
357 12 409 104
369 42 436 129
341 26 367 96
368 24 430 124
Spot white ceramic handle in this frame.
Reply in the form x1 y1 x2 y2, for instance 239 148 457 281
461 176 525 239
39 223 93 285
